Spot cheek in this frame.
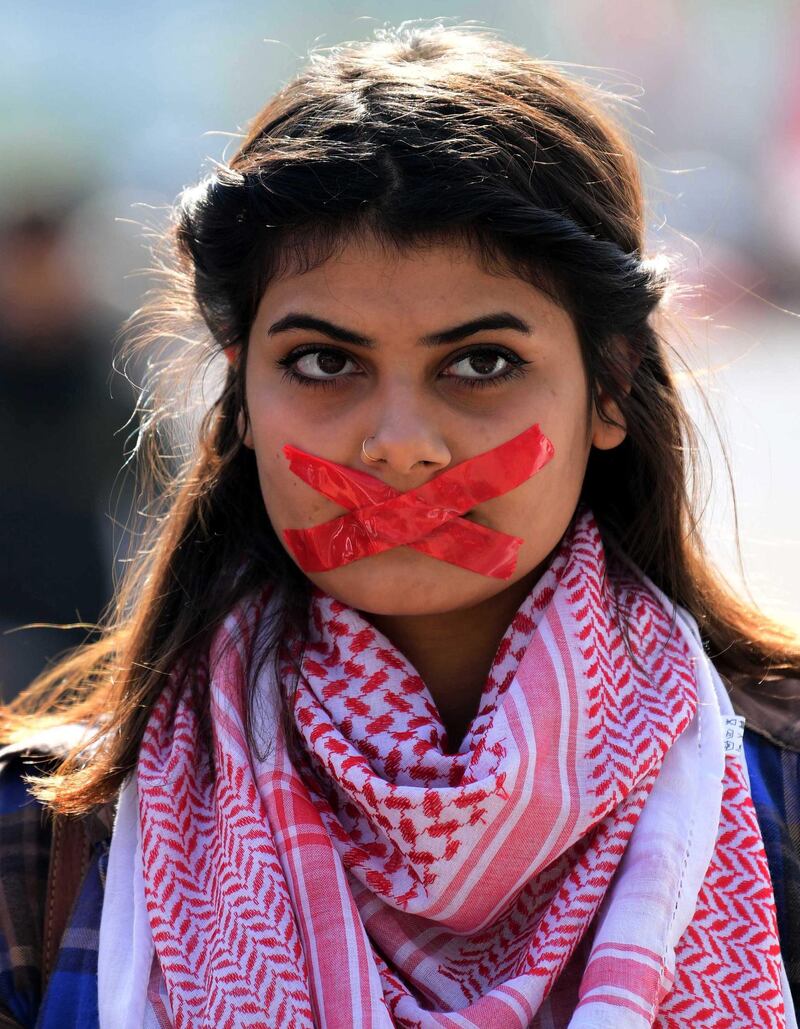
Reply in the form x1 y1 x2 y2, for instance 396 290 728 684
471 415 591 556
254 449 327 532
246 412 301 528
245 379 318 528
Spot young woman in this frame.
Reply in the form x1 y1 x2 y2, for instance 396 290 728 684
1 23 798 1029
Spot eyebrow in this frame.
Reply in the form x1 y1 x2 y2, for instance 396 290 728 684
266 311 533 348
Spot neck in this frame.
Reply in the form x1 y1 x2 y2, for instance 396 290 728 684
365 570 540 752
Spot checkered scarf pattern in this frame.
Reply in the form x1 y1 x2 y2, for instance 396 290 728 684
137 508 788 1027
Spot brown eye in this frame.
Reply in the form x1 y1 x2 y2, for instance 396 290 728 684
293 348 356 379
468 352 505 375
444 348 513 380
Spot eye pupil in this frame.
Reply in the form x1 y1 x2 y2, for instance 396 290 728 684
469 352 501 375
317 351 347 375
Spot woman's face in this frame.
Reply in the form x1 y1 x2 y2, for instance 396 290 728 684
242 233 625 615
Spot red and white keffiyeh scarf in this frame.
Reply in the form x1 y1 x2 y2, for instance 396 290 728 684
99 508 793 1027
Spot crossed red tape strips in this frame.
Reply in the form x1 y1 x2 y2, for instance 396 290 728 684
282 422 554 579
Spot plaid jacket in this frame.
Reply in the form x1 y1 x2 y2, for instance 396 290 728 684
1 678 798 1028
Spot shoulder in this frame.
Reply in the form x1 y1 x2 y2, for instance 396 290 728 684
0 733 114 1028
0 743 55 1026
728 675 800 864
722 674 799 843
725 674 800 752
723 674 800 1005
726 676 800 856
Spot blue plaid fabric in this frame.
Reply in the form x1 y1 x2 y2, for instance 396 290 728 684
0 728 797 1027
34 843 109 1029
0 751 111 1029
0 754 50 1028
744 730 800 1012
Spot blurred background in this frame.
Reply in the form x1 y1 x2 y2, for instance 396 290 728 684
1 0 798 699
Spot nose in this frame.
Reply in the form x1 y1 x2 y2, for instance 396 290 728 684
361 391 451 477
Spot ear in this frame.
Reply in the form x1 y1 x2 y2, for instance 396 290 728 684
237 409 254 449
223 345 254 449
591 390 627 451
590 336 640 452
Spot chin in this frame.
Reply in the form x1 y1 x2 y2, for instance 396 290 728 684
301 547 521 616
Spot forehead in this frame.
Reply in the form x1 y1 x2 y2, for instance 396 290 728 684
255 233 570 334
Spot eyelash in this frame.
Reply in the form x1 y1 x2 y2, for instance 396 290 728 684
276 344 530 391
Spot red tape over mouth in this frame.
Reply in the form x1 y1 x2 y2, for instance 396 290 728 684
282 422 554 579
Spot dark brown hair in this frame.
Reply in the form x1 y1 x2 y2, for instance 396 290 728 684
4 23 798 814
